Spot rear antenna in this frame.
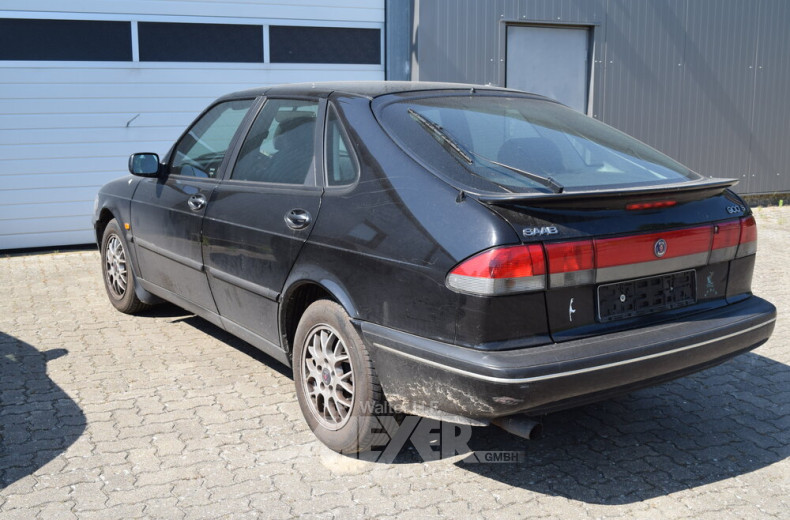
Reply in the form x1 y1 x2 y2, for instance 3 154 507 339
470 87 476 94
456 190 466 203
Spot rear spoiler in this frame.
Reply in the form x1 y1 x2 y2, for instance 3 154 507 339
474 178 739 208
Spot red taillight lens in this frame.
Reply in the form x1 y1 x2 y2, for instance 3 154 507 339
545 240 595 287
736 215 757 257
595 226 712 268
448 215 757 296
710 220 740 262
446 245 545 295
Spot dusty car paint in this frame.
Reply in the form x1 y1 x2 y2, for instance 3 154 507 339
94 82 775 441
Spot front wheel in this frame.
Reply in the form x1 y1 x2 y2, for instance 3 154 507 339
100 219 149 314
293 300 387 453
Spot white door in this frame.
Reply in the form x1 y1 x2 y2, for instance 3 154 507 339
506 25 590 113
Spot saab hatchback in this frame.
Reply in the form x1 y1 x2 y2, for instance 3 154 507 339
94 82 776 453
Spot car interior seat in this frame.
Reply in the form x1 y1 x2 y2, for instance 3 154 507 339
497 137 565 176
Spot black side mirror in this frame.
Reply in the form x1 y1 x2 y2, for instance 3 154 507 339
128 153 160 177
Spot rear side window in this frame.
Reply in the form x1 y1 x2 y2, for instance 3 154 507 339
170 99 253 178
231 99 318 184
377 94 701 194
325 106 359 186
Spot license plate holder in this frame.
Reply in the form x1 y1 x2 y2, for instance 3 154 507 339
597 270 696 322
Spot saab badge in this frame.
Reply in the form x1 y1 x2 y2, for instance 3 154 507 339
523 226 558 238
654 238 668 258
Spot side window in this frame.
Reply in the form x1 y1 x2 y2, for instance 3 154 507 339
325 106 359 186
170 99 253 178
232 99 318 184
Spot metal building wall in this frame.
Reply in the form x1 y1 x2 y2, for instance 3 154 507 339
413 0 789 195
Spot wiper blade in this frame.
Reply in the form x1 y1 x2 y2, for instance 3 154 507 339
408 109 473 164
483 158 564 194
408 108 564 194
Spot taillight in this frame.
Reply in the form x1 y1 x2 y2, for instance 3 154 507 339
545 240 595 287
449 216 758 297
736 215 757 257
709 220 740 263
446 245 546 295
595 226 712 268
706 216 757 261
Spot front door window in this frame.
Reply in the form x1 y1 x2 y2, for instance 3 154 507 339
170 99 254 178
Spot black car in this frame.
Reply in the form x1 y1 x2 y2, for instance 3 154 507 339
94 82 776 453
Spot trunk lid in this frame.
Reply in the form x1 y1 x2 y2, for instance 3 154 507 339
477 179 757 343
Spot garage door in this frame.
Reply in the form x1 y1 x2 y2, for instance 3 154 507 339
0 2 384 250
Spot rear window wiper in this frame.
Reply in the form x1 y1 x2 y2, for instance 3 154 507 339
483 157 564 194
408 108 564 194
408 108 473 164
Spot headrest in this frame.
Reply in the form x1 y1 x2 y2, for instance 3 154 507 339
274 109 316 123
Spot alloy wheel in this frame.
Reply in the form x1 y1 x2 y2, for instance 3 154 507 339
301 325 355 430
105 234 128 298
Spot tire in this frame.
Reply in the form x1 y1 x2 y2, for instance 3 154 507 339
293 300 387 453
100 219 149 314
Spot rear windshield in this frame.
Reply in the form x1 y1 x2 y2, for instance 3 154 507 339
376 94 700 194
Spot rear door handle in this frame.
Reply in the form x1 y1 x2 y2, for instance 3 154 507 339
285 208 312 230
187 193 207 211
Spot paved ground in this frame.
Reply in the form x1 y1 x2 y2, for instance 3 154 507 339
1 206 787 519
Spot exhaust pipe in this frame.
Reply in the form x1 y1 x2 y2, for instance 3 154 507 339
492 415 543 440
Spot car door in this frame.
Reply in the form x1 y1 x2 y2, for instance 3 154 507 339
202 97 324 346
131 98 255 313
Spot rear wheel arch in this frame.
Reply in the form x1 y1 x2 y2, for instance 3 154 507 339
280 278 359 364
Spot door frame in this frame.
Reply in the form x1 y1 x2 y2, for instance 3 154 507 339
200 95 327 348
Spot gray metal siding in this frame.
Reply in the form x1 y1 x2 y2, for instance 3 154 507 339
600 0 688 162
679 1 757 190
414 0 789 195
750 0 790 194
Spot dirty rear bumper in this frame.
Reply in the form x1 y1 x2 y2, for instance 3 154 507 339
360 296 776 423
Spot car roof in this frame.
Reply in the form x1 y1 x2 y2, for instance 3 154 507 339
217 81 522 102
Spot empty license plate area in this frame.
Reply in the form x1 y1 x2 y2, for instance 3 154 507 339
597 270 696 322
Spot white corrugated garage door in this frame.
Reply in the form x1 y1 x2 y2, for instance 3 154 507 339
0 1 384 249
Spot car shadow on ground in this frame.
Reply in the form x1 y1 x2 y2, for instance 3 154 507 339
170 312 293 379
0 333 86 489
452 351 789 504
153 309 788 505
136 303 201 319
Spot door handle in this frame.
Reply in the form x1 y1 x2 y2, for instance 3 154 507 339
187 193 207 211
284 208 312 230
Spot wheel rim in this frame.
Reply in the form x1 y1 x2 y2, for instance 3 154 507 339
301 324 355 430
105 234 128 298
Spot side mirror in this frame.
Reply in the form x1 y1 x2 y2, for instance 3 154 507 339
128 153 160 177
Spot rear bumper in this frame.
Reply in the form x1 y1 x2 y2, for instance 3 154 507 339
361 296 776 423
